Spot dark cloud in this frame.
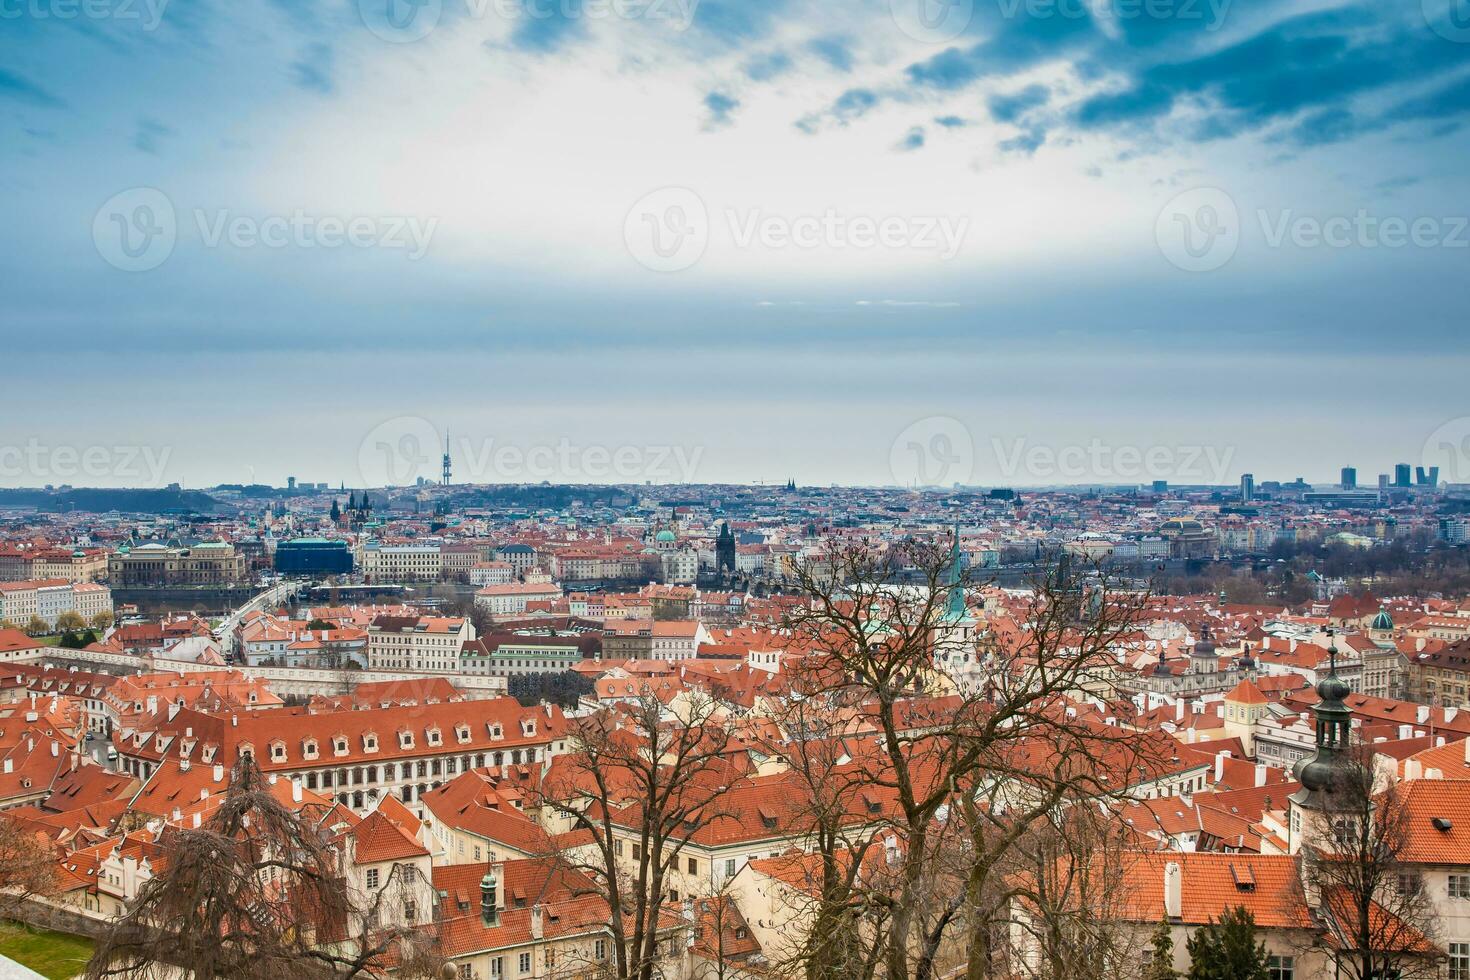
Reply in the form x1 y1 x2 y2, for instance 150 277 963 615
807 35 854 72
988 83 1050 123
895 126 925 151
744 49 793 81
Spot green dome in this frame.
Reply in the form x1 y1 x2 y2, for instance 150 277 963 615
655 529 676 542
1371 607 1394 631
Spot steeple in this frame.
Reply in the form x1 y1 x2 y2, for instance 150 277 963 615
945 523 968 622
1287 629 1356 849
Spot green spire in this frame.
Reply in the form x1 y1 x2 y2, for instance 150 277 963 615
945 523 969 621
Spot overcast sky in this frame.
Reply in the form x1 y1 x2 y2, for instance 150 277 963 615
3 0 1469 489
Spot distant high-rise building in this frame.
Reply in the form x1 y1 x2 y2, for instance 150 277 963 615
1240 473 1255 502
1378 473 1390 489
1152 480 1168 494
1395 463 1412 487
1416 465 1439 487
287 476 296 491
1340 467 1356 489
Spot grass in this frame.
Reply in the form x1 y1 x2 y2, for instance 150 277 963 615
0 921 95 978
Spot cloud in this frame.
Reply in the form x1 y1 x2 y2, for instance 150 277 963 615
999 128 1046 154
894 126 925 151
806 35 854 73
290 43 335 94
988 84 1050 123
509 5 586 53
744 49 793 82
933 115 968 128
704 90 740 129
133 117 175 154
0 68 64 108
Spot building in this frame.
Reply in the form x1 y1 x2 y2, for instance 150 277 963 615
273 538 354 575
111 697 566 810
1396 463 1413 488
474 582 563 619
461 633 596 679
0 580 113 629
360 544 442 583
1341 466 1357 489
367 615 475 673
108 542 247 586
1239 473 1254 503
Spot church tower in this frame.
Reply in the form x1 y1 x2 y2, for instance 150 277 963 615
1287 633 1357 854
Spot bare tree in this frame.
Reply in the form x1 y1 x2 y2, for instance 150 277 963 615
1300 749 1440 980
0 812 60 913
536 690 733 980
84 760 444 979
780 539 1154 980
1003 804 1148 980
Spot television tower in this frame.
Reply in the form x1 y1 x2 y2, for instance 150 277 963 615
441 430 452 486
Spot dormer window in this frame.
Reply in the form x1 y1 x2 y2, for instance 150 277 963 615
399 730 414 750
490 724 503 740
455 725 471 744
302 739 319 760
239 743 254 763
426 728 442 747
333 737 349 756
362 733 378 753
522 720 536 737
269 741 287 763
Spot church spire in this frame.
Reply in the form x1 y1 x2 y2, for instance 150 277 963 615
1290 630 1355 810
945 523 968 621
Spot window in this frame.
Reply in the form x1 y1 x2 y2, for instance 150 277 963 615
334 737 349 756
366 868 380 890
595 939 607 961
1452 875 1470 899
404 900 416 923
490 957 503 978
724 859 736 877
687 857 698 875
518 953 531 975
459 966 474 979
1451 944 1470 980
1267 955 1293 980
1399 872 1424 896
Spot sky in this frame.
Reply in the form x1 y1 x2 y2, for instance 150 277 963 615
3 0 1470 489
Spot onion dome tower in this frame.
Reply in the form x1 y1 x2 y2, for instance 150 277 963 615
1287 631 1356 853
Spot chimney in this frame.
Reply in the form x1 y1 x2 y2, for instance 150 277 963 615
213 764 224 782
1164 861 1182 919
192 812 201 828
1418 706 1431 724
1254 764 1267 788
530 903 543 940
146 696 157 715
480 867 500 925
1406 759 1424 781
1427 767 1444 780
3 759 11 774
1399 724 1413 741
50 741 58 757
1214 751 1231 784
167 702 180 722
1448 708 1460 725
291 779 302 803
1175 701 1184 722
200 788 208 800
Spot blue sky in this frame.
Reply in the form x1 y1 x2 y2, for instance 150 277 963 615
3 0 1469 488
